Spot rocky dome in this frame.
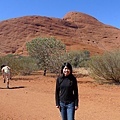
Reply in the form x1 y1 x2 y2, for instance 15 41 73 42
0 11 120 56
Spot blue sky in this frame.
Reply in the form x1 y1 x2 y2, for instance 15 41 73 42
0 0 120 28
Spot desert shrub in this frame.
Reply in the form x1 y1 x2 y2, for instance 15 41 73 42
14 56 39 75
0 54 38 75
26 37 66 74
0 54 17 74
48 50 90 74
47 53 66 74
66 50 90 68
89 49 120 84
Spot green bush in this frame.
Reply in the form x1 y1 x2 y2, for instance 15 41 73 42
89 49 120 84
15 56 39 75
26 37 66 74
66 50 90 68
0 54 38 76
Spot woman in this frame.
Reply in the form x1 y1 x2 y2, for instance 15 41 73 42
55 62 79 120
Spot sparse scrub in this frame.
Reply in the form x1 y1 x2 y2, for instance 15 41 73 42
66 50 90 68
15 56 39 75
89 49 120 84
0 54 38 76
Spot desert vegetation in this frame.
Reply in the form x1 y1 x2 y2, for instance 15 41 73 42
1 37 120 84
26 37 90 75
0 54 38 75
89 49 120 84
0 37 90 75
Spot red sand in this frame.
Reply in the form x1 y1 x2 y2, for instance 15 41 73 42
0 72 120 120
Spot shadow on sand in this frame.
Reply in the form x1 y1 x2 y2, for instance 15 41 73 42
78 80 94 84
0 86 25 89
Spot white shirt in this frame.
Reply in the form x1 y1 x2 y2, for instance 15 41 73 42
2 66 10 74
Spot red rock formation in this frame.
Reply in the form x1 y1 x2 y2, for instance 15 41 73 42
0 11 120 56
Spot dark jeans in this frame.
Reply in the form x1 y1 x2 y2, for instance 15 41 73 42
60 101 75 120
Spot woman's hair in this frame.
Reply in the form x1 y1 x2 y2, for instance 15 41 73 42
61 62 73 74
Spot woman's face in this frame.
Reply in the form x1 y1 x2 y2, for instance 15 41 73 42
63 66 70 76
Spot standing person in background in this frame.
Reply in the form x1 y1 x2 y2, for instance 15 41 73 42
55 62 79 120
1 64 11 88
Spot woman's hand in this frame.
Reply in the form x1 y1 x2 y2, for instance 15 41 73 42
56 106 60 108
75 106 78 110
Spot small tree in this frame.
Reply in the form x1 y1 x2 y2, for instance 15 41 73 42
89 49 120 84
26 37 66 75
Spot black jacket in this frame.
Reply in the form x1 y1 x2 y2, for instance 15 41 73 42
55 74 79 106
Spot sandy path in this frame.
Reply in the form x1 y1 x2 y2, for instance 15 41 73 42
0 74 120 120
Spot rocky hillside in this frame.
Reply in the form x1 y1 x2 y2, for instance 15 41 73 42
0 11 120 56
